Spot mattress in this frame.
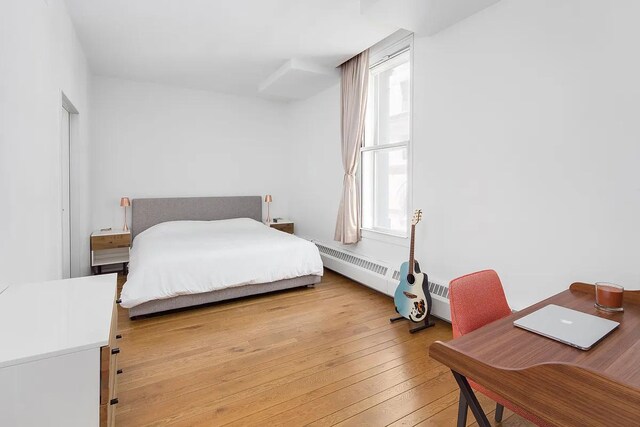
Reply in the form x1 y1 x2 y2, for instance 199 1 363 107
120 218 323 308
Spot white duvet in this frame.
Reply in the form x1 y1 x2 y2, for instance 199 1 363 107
120 218 323 308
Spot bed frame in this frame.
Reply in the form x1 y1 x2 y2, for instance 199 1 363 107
128 196 321 317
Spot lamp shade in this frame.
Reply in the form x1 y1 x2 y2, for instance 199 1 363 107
264 195 272 203
120 197 131 207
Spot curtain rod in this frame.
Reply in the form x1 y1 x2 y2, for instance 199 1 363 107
370 46 410 69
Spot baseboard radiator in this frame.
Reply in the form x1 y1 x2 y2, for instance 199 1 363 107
314 241 451 322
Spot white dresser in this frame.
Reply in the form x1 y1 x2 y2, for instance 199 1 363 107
0 274 120 427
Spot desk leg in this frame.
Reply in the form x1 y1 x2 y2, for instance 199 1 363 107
452 370 490 427
457 391 468 427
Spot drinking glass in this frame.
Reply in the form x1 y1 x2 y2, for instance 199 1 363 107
595 282 624 312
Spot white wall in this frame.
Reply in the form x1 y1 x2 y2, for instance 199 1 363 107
289 86 342 242
289 0 640 309
90 77 291 230
0 0 92 282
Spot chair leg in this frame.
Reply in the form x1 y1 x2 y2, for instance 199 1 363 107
495 403 504 422
457 390 468 427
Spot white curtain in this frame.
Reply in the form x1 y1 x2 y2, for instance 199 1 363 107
334 50 369 244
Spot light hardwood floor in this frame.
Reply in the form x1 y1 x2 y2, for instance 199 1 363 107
115 269 533 426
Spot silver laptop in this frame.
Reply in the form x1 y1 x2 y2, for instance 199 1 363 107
513 304 619 350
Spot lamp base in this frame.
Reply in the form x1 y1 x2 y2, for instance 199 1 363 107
123 206 129 232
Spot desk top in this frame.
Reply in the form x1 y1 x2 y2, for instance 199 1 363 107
0 274 117 368
432 283 640 388
430 283 640 425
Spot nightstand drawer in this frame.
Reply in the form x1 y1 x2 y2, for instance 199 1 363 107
271 223 294 234
91 233 131 250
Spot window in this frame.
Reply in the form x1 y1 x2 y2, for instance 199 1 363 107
361 46 411 237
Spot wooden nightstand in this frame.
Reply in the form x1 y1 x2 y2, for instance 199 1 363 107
91 229 131 274
266 220 294 234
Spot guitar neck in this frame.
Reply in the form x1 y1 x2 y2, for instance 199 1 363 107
408 224 416 274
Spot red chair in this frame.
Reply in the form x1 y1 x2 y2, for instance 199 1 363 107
449 270 550 426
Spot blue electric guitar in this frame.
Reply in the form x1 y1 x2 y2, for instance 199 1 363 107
393 210 433 326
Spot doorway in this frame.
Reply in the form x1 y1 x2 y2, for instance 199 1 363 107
60 105 71 278
60 93 78 279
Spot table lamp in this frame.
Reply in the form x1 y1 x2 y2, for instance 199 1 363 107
264 194 272 223
120 197 131 231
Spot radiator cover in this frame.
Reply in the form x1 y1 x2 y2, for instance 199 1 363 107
314 241 451 322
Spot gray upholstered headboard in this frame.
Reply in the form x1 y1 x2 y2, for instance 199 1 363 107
131 196 262 240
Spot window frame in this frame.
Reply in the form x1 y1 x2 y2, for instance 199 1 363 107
360 35 414 242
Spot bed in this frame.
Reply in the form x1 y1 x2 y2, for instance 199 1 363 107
120 196 323 317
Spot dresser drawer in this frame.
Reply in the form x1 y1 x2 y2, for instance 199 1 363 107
100 301 119 427
100 346 111 405
271 223 294 234
100 346 119 399
99 350 118 427
91 233 131 250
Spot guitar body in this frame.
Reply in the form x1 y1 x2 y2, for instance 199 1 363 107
391 209 434 330
393 260 431 322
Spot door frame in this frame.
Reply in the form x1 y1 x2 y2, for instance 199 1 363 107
61 92 78 278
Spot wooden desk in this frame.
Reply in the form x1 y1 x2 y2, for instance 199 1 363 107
429 283 640 426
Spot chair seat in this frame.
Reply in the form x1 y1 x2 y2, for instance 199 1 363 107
470 379 552 427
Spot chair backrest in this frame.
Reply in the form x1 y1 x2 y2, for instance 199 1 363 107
449 269 512 338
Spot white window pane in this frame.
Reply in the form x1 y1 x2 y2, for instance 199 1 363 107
364 74 376 147
361 146 408 234
379 59 409 145
362 44 411 238
362 150 375 228
365 51 410 148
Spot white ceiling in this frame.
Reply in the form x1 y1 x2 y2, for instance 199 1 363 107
65 0 397 98
259 59 340 101
361 0 501 36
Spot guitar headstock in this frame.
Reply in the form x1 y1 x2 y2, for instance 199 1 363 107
411 209 423 226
